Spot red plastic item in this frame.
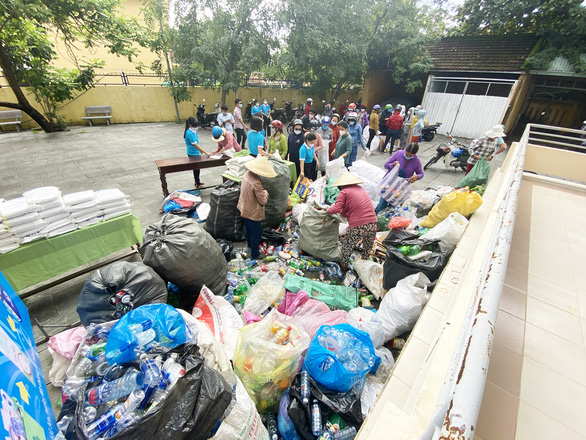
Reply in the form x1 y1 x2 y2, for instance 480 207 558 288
387 216 412 230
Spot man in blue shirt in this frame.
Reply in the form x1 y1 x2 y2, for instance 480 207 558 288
260 98 272 138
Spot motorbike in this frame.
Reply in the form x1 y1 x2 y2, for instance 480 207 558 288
196 104 218 128
424 134 469 172
284 101 295 121
244 102 252 121
271 103 286 122
421 122 442 141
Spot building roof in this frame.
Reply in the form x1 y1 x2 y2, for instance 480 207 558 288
428 35 539 73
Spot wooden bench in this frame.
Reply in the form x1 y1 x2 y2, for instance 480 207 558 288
155 155 230 197
82 105 113 126
0 110 23 132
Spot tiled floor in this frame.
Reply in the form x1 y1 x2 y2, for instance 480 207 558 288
475 177 586 439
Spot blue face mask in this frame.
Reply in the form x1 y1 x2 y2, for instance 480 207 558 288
404 153 413 160
322 126 328 131
349 121 355 126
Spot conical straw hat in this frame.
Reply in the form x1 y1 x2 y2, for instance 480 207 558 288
244 156 277 178
331 171 364 187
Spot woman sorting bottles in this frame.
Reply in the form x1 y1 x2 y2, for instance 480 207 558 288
376 142 424 213
184 116 211 188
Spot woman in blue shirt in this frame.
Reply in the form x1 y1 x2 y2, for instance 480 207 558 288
184 116 211 187
251 99 262 117
299 133 319 181
347 112 365 166
247 116 269 157
260 98 272 137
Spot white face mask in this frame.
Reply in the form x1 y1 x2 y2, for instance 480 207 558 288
331 121 338 126
190 127 198 132
263 101 268 104
294 129 302 135
309 115 314 120
340 130 346 135
349 121 355 126
238 103 242 108
308 143 315 148
255 103 259 107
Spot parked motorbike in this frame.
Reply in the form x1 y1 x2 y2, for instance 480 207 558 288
271 103 286 122
284 101 295 121
424 134 469 171
196 104 218 128
244 101 252 121
421 122 442 141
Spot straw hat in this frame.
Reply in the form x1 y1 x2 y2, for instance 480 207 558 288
244 156 277 178
485 124 506 138
331 171 364 187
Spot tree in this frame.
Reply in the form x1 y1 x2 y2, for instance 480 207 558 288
168 0 272 105
0 0 146 132
455 0 586 71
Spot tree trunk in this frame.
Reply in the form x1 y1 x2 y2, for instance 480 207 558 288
220 88 227 107
0 42 56 132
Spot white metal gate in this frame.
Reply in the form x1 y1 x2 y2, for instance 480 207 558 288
422 76 518 139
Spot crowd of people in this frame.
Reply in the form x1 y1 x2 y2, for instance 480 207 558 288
182 97 507 265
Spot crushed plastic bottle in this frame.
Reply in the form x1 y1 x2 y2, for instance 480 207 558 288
265 411 278 440
86 370 144 406
86 404 122 440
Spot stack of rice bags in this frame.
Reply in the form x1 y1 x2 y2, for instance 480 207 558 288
225 156 254 178
95 188 131 220
63 190 102 228
0 197 45 248
24 186 76 238
0 198 23 253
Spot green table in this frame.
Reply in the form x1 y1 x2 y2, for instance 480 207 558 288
222 160 297 186
0 213 143 293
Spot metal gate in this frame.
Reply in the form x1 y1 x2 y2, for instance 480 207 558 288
422 76 518 139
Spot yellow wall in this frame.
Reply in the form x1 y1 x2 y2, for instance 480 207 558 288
0 86 362 129
525 143 586 183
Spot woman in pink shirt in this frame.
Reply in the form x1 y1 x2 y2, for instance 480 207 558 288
327 172 378 269
211 126 242 154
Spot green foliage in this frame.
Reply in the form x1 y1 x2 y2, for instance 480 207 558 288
455 0 586 71
0 0 147 131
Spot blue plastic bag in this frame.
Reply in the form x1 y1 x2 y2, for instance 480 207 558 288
304 324 379 393
278 389 301 440
105 304 187 364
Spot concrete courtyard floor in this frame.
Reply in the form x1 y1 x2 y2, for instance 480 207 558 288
0 121 506 415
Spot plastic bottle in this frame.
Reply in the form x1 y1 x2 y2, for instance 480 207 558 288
87 324 111 340
271 325 292 345
86 370 144 406
265 411 279 440
116 389 145 424
103 364 126 382
56 415 73 434
300 370 310 405
83 406 98 423
311 399 322 436
140 354 163 387
335 426 357 440
318 423 340 440
86 404 122 440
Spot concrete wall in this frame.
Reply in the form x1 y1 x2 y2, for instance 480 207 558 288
0 85 362 129
525 143 586 183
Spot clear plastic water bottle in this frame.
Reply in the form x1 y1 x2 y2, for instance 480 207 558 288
116 389 145 427
311 400 322 436
86 370 144 406
335 426 357 440
319 423 340 440
164 356 186 389
265 411 278 440
300 370 310 405
87 324 111 340
86 404 122 440
140 354 162 387
83 406 98 423
103 364 125 382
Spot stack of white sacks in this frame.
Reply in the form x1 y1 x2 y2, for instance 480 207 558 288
225 156 254 178
24 186 76 238
95 188 131 220
63 190 102 228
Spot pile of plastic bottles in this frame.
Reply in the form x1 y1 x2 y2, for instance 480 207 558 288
316 326 375 373
56 323 187 440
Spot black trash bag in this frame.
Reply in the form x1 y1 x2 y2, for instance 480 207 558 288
215 239 234 262
69 345 232 440
140 214 228 299
261 157 291 229
77 261 168 327
288 373 363 440
382 233 445 290
205 181 245 242
261 228 287 246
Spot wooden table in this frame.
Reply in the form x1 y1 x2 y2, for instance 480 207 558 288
155 155 229 197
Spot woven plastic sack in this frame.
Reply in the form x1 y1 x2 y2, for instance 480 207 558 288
261 157 291 229
140 214 228 300
420 188 482 228
243 271 286 316
306 177 327 205
233 310 310 411
457 158 490 188
205 180 245 241
325 157 346 180
298 201 343 261
377 164 412 206
284 274 358 311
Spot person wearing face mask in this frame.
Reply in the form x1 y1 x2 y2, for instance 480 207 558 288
410 109 427 143
305 98 313 116
383 104 404 153
247 116 271 158
268 120 287 157
357 104 369 130
400 107 415 149
366 105 380 150
216 104 236 134
316 116 333 176
287 119 305 176
184 116 211 188
376 143 424 213
322 103 334 119
260 98 272 137
234 98 249 148
329 114 340 159
347 112 365 166
307 120 324 177
299 133 319 181
343 102 357 122
251 99 262 118
301 108 317 131
334 121 353 167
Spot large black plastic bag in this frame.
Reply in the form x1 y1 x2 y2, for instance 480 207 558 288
205 181 245 241
140 214 228 301
287 373 363 440
69 345 233 440
382 231 445 290
77 261 167 327
261 157 290 229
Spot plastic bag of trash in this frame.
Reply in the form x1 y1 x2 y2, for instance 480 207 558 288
421 212 469 256
192 285 244 360
304 324 379 393
261 157 290 229
298 201 343 261
346 308 384 348
140 214 228 303
306 177 327 205
420 188 482 228
233 310 309 412
105 304 188 364
376 164 412 206
403 190 440 217
352 260 384 300
361 377 384 418
243 271 286 316
77 261 168 327
457 158 490 189
205 180 245 242
278 388 301 440
325 157 346 181
284 274 358 311
378 273 431 342
210 371 270 440
372 347 395 382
